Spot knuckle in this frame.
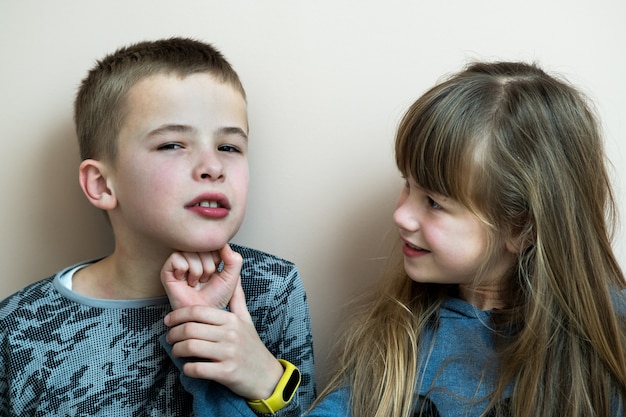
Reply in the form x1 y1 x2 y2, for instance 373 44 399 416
179 322 198 338
223 328 240 344
186 339 205 356
188 305 204 317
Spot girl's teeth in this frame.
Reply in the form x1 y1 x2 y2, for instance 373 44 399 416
198 201 219 208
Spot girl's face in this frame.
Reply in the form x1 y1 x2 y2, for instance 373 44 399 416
394 177 515 307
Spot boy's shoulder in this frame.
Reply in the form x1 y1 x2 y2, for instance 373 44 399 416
231 243 298 278
230 243 305 303
0 276 57 320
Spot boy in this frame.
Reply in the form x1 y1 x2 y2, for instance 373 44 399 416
0 38 315 417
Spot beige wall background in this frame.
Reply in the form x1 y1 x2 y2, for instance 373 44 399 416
2 0 625 387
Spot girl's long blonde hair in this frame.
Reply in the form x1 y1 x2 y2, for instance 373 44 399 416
315 62 626 417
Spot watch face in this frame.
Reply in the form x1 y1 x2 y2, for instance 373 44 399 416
282 369 301 401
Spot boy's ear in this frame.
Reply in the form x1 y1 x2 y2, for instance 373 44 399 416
78 159 117 210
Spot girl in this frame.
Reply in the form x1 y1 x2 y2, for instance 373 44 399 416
310 61 626 417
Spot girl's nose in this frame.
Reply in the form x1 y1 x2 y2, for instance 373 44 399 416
393 196 420 232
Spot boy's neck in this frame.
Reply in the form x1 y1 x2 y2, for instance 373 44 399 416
72 253 167 300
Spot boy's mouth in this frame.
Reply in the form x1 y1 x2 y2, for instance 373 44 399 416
195 201 221 208
185 194 231 219
185 194 231 210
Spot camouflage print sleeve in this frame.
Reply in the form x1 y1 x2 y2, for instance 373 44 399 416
267 265 316 417
233 244 316 417
0 321 8 414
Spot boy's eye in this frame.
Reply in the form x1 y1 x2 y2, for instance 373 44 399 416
218 144 240 153
158 143 183 151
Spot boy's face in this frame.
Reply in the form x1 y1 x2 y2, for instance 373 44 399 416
106 72 249 253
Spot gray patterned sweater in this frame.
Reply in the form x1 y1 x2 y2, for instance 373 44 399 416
0 244 315 417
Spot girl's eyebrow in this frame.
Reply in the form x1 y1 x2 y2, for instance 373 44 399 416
412 181 450 202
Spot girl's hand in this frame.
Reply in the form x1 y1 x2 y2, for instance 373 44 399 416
160 244 243 310
164 277 284 400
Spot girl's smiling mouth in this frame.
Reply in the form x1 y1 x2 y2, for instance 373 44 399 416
401 240 430 257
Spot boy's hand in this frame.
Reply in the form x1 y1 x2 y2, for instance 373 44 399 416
161 244 243 310
164 278 285 400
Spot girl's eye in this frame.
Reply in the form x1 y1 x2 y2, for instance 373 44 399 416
218 144 240 153
427 196 442 210
158 143 183 151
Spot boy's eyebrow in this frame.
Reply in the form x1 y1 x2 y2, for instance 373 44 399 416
218 126 248 141
147 124 195 137
146 124 248 140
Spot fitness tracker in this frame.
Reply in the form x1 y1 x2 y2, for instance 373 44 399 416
246 359 301 414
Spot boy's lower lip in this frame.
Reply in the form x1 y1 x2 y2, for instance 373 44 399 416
186 206 229 218
402 242 429 257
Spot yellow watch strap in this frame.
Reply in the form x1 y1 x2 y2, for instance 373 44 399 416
246 359 301 414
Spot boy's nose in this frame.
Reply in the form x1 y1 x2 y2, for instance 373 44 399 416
195 153 224 181
200 172 222 179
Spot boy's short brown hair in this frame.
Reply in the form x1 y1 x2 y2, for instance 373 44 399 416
74 37 246 163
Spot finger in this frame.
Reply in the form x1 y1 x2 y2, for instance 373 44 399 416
164 305 229 328
182 360 233 380
180 359 264 399
220 244 243 278
181 252 205 287
161 252 189 284
197 251 220 283
229 278 253 324
204 244 243 295
167 322 224 346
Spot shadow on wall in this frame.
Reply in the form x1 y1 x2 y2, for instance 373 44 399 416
28 121 113 284
306 183 400 387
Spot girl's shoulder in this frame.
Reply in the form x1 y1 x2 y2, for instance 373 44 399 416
612 289 626 317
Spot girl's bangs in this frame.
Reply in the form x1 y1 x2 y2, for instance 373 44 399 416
395 91 484 206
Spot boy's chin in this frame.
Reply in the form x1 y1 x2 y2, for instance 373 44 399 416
168 227 241 253
178 244 229 253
